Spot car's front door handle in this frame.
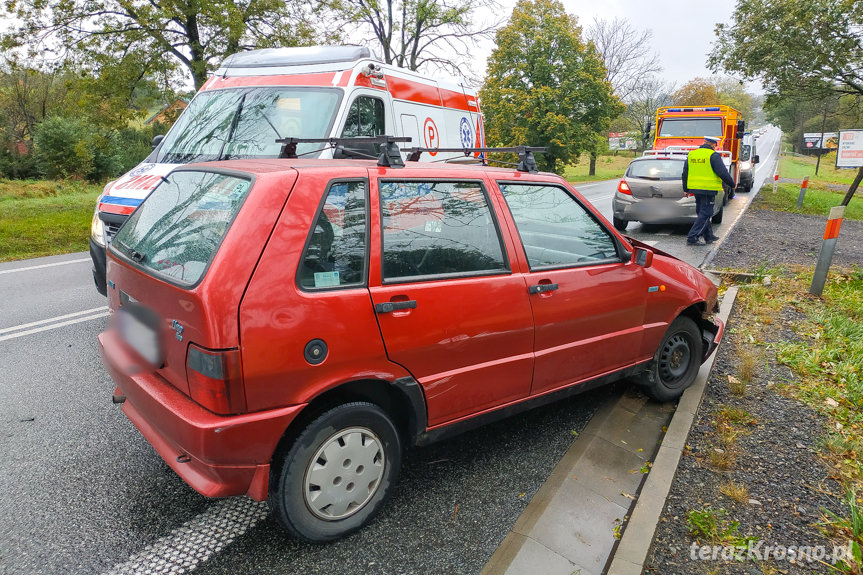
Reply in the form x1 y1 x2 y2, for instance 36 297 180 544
528 283 559 294
374 300 418 313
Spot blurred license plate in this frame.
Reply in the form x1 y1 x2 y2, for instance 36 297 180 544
118 303 163 366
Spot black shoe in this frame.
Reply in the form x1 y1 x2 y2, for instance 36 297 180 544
705 236 719 244
686 239 702 245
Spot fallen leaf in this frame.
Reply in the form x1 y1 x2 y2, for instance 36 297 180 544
728 375 741 385
825 397 839 408
621 492 637 500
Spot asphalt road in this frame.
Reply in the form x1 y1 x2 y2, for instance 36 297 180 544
0 128 781 575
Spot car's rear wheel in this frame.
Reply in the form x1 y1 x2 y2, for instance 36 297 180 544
640 316 702 401
711 202 724 224
613 216 628 231
269 402 401 542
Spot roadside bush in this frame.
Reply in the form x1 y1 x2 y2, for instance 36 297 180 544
34 117 157 181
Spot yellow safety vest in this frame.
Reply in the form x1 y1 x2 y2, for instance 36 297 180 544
686 147 723 192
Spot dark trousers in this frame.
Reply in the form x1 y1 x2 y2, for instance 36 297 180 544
687 191 716 242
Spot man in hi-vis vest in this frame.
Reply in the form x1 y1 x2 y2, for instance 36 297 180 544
682 135 736 245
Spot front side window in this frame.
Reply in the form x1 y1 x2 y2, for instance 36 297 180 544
299 181 368 289
499 183 619 269
658 118 723 138
380 181 507 281
341 97 385 138
741 144 752 161
112 171 252 285
156 87 342 163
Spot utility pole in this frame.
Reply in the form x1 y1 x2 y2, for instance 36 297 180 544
815 104 828 175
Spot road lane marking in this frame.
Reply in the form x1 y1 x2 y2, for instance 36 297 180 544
0 306 108 335
0 257 90 275
103 498 268 575
0 310 109 342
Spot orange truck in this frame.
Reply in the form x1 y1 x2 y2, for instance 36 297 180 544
652 105 745 191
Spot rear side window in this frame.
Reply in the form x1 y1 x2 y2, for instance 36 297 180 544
112 171 251 286
299 181 368 289
379 181 507 281
499 183 619 269
627 159 684 180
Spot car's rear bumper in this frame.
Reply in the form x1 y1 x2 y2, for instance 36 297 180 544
99 330 306 500
613 193 697 224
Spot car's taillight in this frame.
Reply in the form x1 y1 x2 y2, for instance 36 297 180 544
186 344 246 415
618 180 632 195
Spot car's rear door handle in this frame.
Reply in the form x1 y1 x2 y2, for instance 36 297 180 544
374 300 418 313
528 283 558 294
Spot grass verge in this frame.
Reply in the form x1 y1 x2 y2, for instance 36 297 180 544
564 153 633 184
0 179 102 262
779 153 860 186
725 266 863 571
755 183 863 220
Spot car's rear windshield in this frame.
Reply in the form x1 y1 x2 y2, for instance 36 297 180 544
111 170 252 286
658 118 722 138
627 159 684 180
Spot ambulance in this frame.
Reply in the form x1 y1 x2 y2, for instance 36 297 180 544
89 45 487 295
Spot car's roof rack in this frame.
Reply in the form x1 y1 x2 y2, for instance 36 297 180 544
275 137 548 173
404 146 547 173
275 136 412 167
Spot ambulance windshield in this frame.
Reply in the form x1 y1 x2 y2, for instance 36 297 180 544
156 87 343 163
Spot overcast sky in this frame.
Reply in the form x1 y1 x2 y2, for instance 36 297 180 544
473 0 745 92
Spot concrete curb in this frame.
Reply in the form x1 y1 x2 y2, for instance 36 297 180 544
605 286 739 575
481 288 739 575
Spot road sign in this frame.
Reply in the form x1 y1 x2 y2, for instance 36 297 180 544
836 130 863 168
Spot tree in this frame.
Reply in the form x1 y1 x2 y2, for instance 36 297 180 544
586 17 661 102
479 0 622 174
336 0 502 76
711 0 863 97
671 78 720 106
2 0 328 90
623 75 675 144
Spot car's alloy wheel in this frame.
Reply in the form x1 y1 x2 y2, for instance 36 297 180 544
269 402 401 542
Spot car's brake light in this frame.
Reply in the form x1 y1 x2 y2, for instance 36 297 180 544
186 344 246 414
618 180 632 195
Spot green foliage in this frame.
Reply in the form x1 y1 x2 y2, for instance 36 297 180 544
0 179 101 261
3 0 329 90
479 0 623 174
780 154 860 186
32 117 156 181
711 0 863 97
686 508 757 546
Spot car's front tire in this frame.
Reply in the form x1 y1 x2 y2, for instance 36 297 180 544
640 316 703 401
269 402 402 543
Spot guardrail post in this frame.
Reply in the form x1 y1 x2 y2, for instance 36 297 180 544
797 176 809 208
809 205 845 297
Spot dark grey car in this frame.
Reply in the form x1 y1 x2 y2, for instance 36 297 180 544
612 156 724 231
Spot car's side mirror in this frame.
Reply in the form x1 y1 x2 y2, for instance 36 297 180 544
151 134 165 150
633 247 653 268
752 155 760 164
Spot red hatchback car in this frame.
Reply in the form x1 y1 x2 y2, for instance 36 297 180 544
99 154 723 542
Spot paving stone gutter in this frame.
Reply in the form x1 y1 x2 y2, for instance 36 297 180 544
481 287 739 575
